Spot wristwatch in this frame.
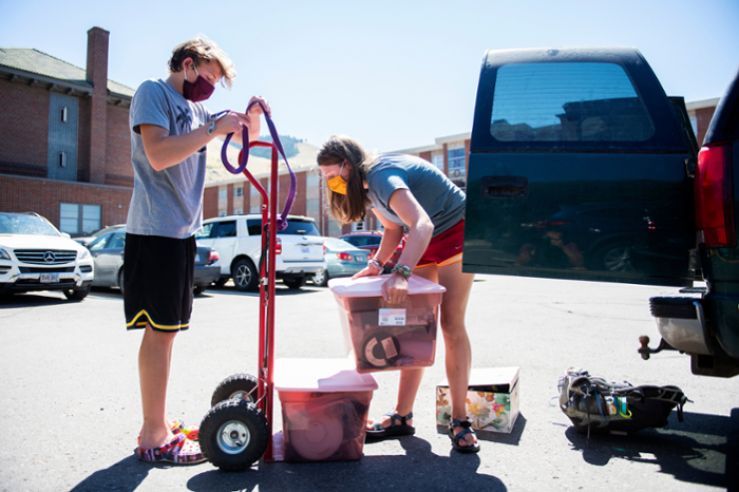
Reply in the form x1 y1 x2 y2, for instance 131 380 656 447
367 258 383 271
206 115 217 135
391 263 412 279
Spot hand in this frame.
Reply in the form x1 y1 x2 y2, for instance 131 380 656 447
382 273 408 305
246 96 271 117
215 111 249 136
351 265 381 279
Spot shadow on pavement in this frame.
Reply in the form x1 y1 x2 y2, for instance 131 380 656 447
436 413 527 446
69 455 149 492
0 292 67 307
186 436 506 492
564 408 739 490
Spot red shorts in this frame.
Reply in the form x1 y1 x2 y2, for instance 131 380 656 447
417 220 465 268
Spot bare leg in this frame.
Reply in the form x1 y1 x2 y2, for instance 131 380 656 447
138 325 177 449
437 260 476 448
370 266 438 429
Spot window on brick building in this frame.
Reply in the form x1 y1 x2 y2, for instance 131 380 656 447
431 152 444 171
250 184 261 214
306 172 320 222
447 146 467 188
60 203 101 236
218 186 228 216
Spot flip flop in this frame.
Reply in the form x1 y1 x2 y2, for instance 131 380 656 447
135 433 206 465
365 412 415 443
449 418 480 454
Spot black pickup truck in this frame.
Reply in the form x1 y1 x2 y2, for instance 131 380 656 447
463 48 739 378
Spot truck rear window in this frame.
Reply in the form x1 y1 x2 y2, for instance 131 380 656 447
490 62 654 143
246 218 319 236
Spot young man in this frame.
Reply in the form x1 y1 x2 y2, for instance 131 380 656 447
125 36 268 464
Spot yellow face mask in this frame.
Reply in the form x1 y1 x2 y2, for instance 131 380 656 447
327 162 348 195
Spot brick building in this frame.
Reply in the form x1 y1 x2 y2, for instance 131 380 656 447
0 28 721 238
0 27 134 235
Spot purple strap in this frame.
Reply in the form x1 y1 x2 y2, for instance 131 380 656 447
219 102 297 231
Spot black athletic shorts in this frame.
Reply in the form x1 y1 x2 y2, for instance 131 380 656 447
123 233 195 332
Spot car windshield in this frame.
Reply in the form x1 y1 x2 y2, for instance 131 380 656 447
0 213 60 236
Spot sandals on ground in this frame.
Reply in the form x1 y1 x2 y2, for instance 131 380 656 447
449 418 480 454
135 433 206 465
365 411 415 442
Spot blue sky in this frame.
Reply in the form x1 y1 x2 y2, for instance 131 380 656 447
1 0 737 151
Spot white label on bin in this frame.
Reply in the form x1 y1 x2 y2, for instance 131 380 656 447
379 308 406 326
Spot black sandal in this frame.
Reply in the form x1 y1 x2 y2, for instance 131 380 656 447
365 411 415 442
449 418 480 454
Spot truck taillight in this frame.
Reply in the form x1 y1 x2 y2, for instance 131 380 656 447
695 143 735 247
208 250 220 264
275 237 282 255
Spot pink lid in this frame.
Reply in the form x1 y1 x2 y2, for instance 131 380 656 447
275 358 378 392
328 274 446 298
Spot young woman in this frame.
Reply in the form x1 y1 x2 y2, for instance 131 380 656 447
316 135 479 453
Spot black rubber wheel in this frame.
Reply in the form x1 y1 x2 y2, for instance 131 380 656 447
283 276 305 290
312 269 328 287
193 284 205 296
117 269 125 294
594 243 633 272
232 258 258 291
213 277 228 288
211 373 259 407
199 399 268 471
63 284 90 301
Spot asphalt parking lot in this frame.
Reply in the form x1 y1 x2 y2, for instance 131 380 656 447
0 275 737 492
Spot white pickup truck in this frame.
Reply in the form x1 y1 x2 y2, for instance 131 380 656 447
196 214 325 290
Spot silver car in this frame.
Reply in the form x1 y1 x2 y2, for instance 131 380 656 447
311 237 368 287
87 227 221 295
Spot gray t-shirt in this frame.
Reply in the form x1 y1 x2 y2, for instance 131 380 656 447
366 153 466 236
126 79 210 239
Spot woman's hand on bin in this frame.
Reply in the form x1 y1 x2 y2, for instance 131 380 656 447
351 260 383 280
382 273 408 305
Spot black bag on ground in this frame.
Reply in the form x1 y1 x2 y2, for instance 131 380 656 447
558 368 688 435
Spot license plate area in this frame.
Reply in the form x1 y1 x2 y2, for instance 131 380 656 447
40 273 59 283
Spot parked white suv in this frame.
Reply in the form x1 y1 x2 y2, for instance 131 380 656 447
197 214 325 290
0 212 95 301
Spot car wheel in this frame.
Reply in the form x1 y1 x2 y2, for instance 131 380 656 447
283 277 305 290
213 277 228 288
117 269 125 295
312 269 328 287
64 285 91 302
193 284 205 296
232 258 258 291
598 244 633 272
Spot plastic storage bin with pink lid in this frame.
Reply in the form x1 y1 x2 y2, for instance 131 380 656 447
328 275 446 373
275 358 378 462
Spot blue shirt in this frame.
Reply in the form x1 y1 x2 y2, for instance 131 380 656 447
126 79 210 239
366 153 466 236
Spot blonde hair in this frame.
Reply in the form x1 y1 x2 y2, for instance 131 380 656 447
168 36 236 87
317 135 373 224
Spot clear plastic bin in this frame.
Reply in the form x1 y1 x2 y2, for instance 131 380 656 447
328 275 446 373
275 358 378 462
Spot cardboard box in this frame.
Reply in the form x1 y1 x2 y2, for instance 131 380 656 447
436 367 520 433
